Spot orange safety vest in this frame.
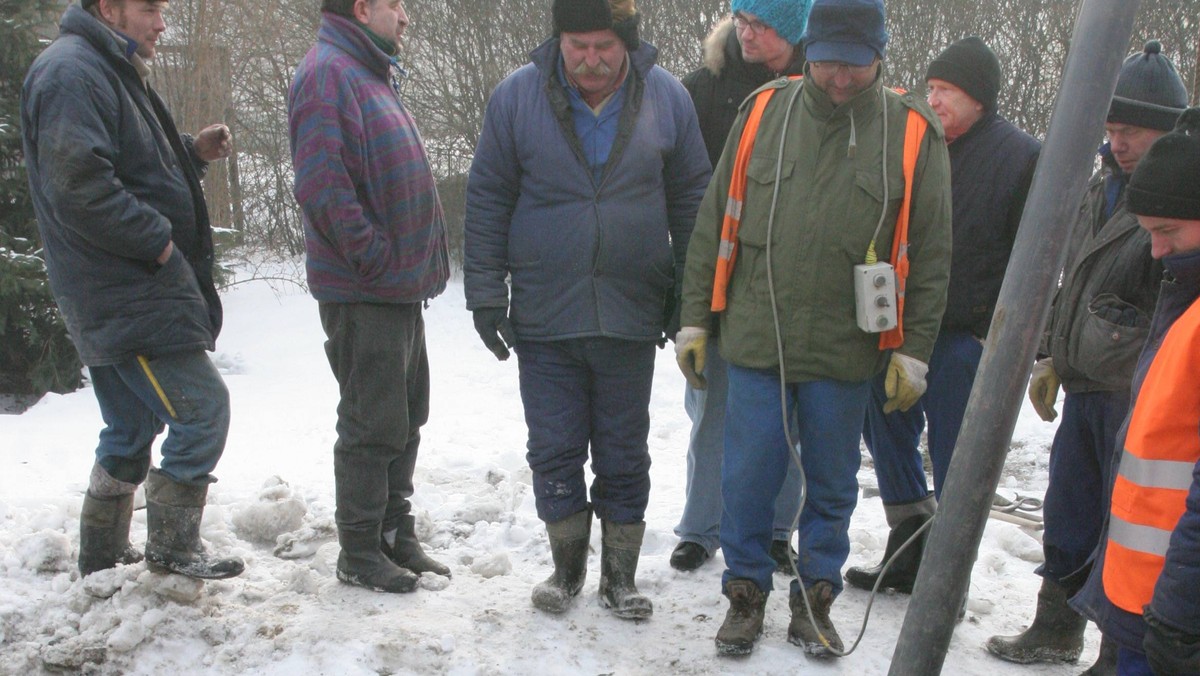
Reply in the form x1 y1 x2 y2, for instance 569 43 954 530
1102 296 1200 613
710 79 929 351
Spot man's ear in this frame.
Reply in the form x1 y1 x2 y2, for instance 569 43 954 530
351 0 372 24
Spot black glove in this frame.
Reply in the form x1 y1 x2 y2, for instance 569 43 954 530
1144 607 1200 675
472 307 516 361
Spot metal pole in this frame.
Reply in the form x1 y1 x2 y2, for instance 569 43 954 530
888 0 1140 673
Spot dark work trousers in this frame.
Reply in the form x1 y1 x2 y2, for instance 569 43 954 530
320 302 430 534
1039 389 1129 584
515 337 656 525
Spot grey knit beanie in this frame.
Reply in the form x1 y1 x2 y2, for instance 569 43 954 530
1108 41 1188 131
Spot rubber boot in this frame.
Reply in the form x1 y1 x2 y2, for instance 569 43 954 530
79 491 143 576
1080 634 1118 675
788 580 844 657
845 497 935 594
715 579 767 656
144 469 244 580
334 454 418 593
985 578 1086 663
383 514 450 577
597 520 653 620
531 509 591 613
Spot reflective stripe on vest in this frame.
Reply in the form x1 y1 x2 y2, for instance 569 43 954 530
1102 295 1200 614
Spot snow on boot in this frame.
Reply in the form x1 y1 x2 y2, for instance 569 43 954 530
144 470 244 580
531 509 591 613
1080 633 1118 675
338 528 419 593
715 579 767 656
384 514 450 577
788 580 844 657
985 578 1086 663
597 520 653 620
79 491 143 576
845 499 934 594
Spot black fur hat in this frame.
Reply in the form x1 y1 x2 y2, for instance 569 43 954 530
553 0 640 50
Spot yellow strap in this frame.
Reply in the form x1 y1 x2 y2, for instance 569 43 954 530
137 355 178 419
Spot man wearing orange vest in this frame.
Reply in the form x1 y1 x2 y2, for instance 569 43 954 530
1071 108 1200 676
676 0 951 657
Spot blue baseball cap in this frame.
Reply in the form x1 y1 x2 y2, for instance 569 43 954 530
801 0 888 67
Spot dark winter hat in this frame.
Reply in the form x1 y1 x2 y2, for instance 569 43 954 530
1128 108 1200 219
800 0 887 67
925 36 1002 112
730 0 814 46
1108 41 1188 131
553 0 640 50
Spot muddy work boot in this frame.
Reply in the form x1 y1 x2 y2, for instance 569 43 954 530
597 520 653 620
383 514 450 577
531 509 591 613
79 491 143 576
144 469 244 580
788 580 844 657
715 579 768 656
985 578 1086 663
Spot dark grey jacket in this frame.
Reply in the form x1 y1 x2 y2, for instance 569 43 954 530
21 5 220 366
463 38 710 342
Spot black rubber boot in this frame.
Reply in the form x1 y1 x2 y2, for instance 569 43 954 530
79 491 143 576
144 469 244 580
1080 633 1118 675
715 579 767 656
531 509 591 613
669 541 709 572
598 520 653 620
844 513 931 594
334 454 418 593
985 578 1086 663
788 580 844 657
383 514 450 577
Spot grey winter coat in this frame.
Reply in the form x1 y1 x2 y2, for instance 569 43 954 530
21 5 220 366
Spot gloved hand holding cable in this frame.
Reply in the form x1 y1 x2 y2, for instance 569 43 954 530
1028 358 1060 422
883 353 928 413
674 326 708 390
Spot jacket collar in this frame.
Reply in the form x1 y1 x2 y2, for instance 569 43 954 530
1163 249 1200 290
60 4 140 72
953 111 1000 146
706 18 802 80
318 11 394 79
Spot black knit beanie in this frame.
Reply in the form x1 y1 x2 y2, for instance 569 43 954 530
1128 108 1200 219
553 0 640 50
1108 41 1188 131
925 36 1002 112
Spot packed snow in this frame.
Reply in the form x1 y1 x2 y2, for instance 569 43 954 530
0 268 1099 675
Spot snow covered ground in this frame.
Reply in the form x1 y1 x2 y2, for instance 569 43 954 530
0 270 1099 675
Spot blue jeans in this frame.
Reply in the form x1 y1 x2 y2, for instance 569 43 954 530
516 338 656 524
675 344 802 553
721 364 870 595
863 330 983 505
1040 390 1129 583
90 350 230 486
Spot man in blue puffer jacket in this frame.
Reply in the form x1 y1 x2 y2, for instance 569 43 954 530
464 0 710 621
22 0 242 581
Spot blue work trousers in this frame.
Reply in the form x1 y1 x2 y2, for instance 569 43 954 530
675 344 801 554
1040 389 1129 583
721 364 870 595
90 350 230 486
517 338 656 524
863 330 983 504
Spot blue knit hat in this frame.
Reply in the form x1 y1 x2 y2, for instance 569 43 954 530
730 0 814 46
801 0 888 67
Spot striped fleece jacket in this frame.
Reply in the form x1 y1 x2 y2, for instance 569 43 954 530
288 12 448 304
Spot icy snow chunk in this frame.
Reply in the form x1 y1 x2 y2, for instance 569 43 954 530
40 638 106 671
232 477 307 544
147 572 204 603
81 564 140 599
469 551 511 578
419 571 452 591
454 498 506 524
106 617 146 652
274 517 337 559
15 529 72 573
211 351 246 375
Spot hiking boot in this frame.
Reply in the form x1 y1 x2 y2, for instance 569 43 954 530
383 514 450 577
985 578 1086 663
715 579 767 656
598 520 653 620
79 491 143 576
669 541 709 572
844 513 930 594
144 469 244 580
769 538 797 575
531 509 591 613
788 580 844 657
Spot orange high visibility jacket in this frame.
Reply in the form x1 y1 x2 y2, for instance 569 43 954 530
1102 295 1200 613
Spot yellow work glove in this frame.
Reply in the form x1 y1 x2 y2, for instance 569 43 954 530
883 353 929 413
1028 358 1060 422
674 327 708 390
